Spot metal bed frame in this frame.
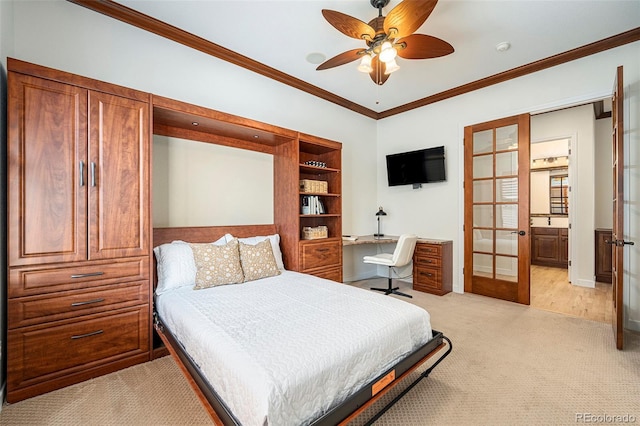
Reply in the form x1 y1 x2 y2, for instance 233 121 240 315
154 312 451 425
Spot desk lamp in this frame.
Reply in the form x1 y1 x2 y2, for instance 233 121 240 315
374 207 387 238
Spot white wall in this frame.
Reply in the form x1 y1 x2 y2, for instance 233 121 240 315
594 117 613 229
377 42 640 331
531 104 595 287
153 136 274 227
0 0 14 407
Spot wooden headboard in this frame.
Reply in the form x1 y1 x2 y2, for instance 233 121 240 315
152 224 278 288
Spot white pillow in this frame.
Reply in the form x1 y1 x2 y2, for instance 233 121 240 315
235 234 285 270
154 234 231 294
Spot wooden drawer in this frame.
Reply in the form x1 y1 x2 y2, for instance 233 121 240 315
300 240 341 271
414 255 442 268
413 241 452 296
7 306 149 393
8 281 149 329
9 257 149 297
415 243 441 257
308 266 343 283
414 266 442 291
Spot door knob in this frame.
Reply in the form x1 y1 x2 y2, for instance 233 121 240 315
511 230 526 236
607 239 635 246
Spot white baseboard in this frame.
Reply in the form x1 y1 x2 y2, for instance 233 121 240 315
573 278 595 288
343 272 378 283
626 318 640 333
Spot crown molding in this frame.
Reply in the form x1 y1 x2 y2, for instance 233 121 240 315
68 1 639 120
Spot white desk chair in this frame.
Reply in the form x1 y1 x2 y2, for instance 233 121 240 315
363 234 418 298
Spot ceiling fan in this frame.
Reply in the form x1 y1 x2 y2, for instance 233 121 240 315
317 0 454 85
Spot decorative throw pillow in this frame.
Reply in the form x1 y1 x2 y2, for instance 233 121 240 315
239 239 281 282
154 235 229 295
190 239 244 289
235 234 286 270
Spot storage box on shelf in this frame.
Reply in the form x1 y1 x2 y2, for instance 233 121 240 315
300 179 328 194
302 226 328 240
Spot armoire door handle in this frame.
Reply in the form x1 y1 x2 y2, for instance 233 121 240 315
79 161 85 187
90 162 97 187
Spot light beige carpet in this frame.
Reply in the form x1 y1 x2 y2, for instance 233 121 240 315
1 279 639 425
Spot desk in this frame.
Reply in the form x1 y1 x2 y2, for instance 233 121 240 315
342 236 453 296
342 235 399 246
342 235 399 282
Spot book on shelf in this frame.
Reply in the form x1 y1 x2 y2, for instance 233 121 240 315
301 195 310 215
302 195 325 215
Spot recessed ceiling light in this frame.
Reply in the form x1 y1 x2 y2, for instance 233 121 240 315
496 42 511 52
306 52 326 65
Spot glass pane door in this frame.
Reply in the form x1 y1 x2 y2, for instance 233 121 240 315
464 114 530 304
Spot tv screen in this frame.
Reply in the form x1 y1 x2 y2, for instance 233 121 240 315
386 146 446 186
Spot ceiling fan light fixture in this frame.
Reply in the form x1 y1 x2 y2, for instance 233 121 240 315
384 58 400 74
378 41 397 63
357 54 374 73
318 0 453 86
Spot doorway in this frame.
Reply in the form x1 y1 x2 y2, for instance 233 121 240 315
528 102 613 323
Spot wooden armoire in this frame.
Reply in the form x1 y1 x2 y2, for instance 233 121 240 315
6 59 152 402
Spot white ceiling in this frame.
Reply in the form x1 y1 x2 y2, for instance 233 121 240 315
118 0 639 112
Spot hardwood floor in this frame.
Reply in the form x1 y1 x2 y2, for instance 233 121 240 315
530 265 612 323
353 265 612 323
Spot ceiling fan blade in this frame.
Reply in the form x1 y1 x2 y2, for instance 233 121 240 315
322 9 376 41
316 49 365 71
384 0 438 40
369 56 390 86
396 34 454 59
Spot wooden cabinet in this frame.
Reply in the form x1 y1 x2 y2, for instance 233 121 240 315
531 227 568 268
8 75 149 266
595 228 613 283
275 133 342 282
6 59 151 402
413 240 452 295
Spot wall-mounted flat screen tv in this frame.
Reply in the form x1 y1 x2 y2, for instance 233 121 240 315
386 146 446 186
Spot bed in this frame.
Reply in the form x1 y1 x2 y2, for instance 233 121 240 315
152 225 451 425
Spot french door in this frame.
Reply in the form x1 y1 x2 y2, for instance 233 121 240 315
464 114 531 304
611 66 632 350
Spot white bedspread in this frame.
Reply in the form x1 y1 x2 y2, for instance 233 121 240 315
156 270 432 426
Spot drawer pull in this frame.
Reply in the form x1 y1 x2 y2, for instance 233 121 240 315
316 248 330 252
422 272 434 277
71 329 103 340
70 272 104 279
71 298 105 307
